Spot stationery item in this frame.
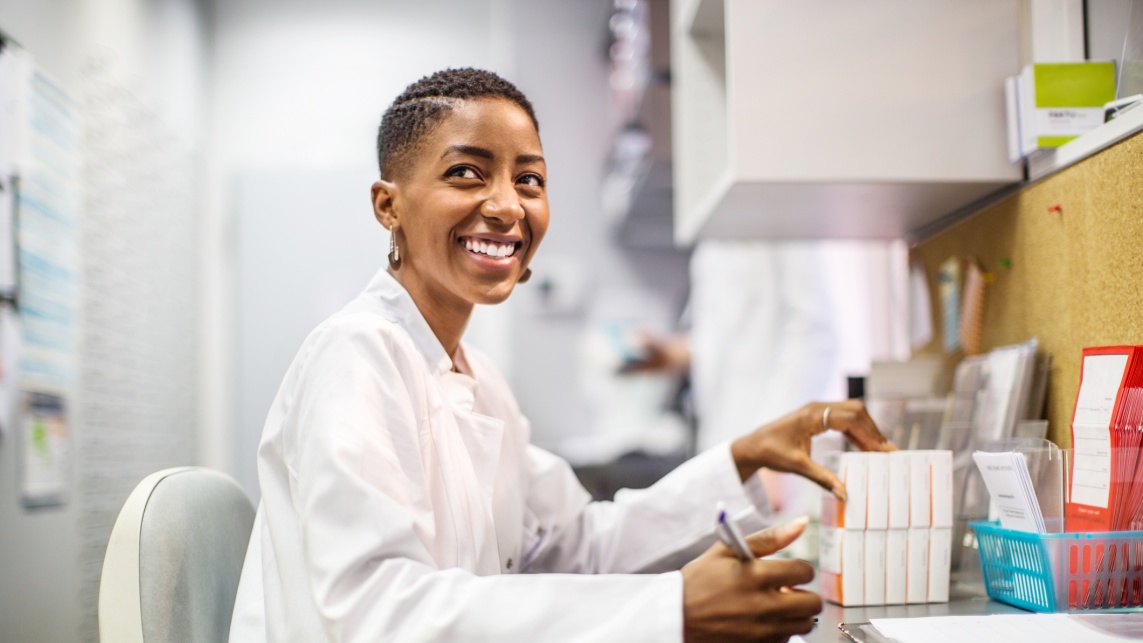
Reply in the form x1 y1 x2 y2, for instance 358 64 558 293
937 257 961 353
972 451 1046 533
864 530 887 606
715 502 754 561
908 261 934 350
906 527 929 604
965 342 1039 446
1005 75 1022 163
927 527 951 603
869 613 1143 643
1118 388 1143 530
1066 346 1140 531
820 527 864 607
1016 62 1118 154
885 529 908 604
958 260 986 356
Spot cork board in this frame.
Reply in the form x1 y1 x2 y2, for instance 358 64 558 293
912 129 1143 448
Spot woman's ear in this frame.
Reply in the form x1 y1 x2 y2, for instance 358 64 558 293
372 180 399 230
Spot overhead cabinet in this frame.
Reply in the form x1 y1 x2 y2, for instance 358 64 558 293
671 0 1024 242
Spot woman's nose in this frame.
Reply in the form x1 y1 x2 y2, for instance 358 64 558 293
480 181 525 223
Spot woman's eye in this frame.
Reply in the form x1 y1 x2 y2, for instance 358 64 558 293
446 165 480 180
518 174 545 188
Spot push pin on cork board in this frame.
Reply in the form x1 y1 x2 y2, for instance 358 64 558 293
1047 203 1063 214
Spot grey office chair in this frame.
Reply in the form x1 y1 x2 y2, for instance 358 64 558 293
99 467 256 643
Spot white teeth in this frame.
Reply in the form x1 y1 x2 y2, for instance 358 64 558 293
462 238 517 258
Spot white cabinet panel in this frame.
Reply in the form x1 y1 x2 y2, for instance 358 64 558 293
672 0 1024 241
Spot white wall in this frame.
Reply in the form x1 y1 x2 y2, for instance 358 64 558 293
0 2 210 641
0 9 87 642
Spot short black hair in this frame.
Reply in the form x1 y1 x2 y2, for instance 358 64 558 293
376 68 539 180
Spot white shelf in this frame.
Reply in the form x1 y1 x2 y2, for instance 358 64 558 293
1028 104 1143 181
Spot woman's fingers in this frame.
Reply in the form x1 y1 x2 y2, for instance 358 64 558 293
794 456 847 501
682 538 824 643
742 516 809 558
746 558 816 590
825 400 896 452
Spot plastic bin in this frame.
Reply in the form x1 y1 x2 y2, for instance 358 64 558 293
971 520 1143 612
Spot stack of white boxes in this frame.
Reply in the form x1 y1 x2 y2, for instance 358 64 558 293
820 450 952 606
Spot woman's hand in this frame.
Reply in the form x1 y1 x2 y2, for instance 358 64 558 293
616 332 691 374
730 400 895 500
682 517 820 643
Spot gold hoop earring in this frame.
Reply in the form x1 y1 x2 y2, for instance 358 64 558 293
518 268 532 283
388 231 402 270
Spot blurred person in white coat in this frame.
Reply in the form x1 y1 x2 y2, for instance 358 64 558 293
228 69 894 643
689 243 839 454
629 240 906 521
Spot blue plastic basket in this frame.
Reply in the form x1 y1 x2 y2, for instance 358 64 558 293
970 520 1143 612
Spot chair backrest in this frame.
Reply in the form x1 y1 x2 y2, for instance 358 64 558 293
99 467 256 643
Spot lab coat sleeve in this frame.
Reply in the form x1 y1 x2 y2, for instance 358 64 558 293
275 323 687 643
520 442 773 575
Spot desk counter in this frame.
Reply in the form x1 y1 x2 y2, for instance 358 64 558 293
803 585 1027 642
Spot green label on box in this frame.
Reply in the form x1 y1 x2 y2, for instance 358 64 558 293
1034 62 1117 108
1037 135 1077 148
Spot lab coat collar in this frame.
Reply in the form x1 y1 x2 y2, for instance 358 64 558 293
363 268 455 376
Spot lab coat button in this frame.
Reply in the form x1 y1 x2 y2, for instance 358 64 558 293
506 558 513 570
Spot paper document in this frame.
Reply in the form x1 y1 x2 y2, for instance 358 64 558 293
1071 353 1129 509
871 613 1143 643
973 451 1045 533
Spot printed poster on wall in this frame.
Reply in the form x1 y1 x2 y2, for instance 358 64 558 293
9 52 80 508
19 391 67 507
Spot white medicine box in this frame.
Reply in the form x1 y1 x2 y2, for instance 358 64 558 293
820 527 864 607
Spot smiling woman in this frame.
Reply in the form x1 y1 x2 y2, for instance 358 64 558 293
372 94 548 353
228 68 892 643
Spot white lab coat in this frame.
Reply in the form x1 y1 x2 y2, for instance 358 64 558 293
229 268 772 643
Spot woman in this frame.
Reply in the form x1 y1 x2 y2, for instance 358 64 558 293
229 68 893 643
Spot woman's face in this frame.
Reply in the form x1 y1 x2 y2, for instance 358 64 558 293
375 97 549 309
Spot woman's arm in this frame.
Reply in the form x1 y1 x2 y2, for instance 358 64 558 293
284 433 687 642
516 399 893 577
518 443 772 575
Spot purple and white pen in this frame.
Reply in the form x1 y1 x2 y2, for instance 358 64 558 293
716 501 755 561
